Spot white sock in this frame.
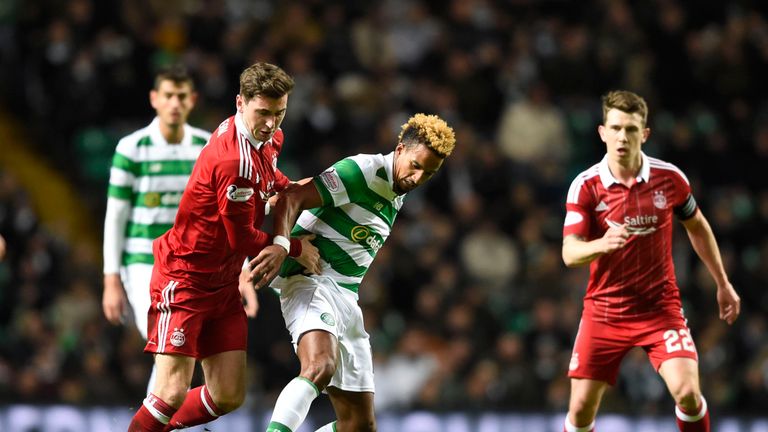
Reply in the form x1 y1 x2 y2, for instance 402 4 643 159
676 396 708 422
315 421 337 432
564 415 595 432
267 377 320 431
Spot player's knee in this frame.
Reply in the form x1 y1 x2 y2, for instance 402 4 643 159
212 390 245 414
156 386 188 409
672 386 701 412
301 357 337 389
339 417 376 432
569 397 599 423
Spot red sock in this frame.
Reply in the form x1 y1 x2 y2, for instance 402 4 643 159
676 397 710 432
163 385 222 431
128 393 177 432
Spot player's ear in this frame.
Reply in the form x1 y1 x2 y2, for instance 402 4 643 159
642 127 651 142
149 90 158 109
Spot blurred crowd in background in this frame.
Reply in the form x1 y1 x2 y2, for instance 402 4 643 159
1 0 768 418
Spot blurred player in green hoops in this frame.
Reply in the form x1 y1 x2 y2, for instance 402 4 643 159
102 64 211 394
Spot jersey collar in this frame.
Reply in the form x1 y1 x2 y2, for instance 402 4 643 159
149 117 192 146
235 111 265 150
598 152 650 188
383 151 395 193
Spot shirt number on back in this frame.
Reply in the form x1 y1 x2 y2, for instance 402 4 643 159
663 329 695 353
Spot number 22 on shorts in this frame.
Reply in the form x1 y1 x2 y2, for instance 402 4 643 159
663 328 696 353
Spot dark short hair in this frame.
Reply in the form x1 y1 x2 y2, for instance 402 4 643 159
602 90 648 126
239 62 295 100
154 64 194 91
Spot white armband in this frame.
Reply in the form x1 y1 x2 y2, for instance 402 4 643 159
273 235 290 254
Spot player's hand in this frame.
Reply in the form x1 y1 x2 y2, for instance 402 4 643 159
238 267 259 318
716 281 740 325
102 273 128 325
249 245 288 289
296 234 322 275
600 223 629 253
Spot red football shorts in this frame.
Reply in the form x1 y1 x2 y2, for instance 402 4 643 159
145 267 247 359
567 312 698 385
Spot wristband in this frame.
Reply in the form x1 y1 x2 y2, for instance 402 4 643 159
273 235 291 254
264 202 271 215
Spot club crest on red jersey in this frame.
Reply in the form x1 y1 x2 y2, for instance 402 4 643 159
653 190 667 209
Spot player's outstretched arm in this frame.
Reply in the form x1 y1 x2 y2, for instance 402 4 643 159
295 234 321 275
681 209 741 324
562 224 629 267
250 181 324 289
238 261 259 318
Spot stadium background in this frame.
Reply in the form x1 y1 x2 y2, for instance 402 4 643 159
0 0 767 430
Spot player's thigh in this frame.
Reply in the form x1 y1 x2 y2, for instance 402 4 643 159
201 350 247 400
568 318 632 385
658 357 700 398
297 329 338 367
326 387 375 427
569 378 609 413
153 353 196 403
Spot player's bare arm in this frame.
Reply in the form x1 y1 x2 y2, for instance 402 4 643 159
562 224 629 267
238 264 259 317
681 209 741 325
250 181 324 288
102 273 128 325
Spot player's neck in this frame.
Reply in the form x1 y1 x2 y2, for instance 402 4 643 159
608 155 642 187
160 123 185 145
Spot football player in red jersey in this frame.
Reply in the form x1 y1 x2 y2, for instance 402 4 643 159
128 62 321 432
561 90 740 432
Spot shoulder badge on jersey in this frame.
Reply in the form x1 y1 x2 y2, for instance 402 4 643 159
226 184 254 202
319 168 339 192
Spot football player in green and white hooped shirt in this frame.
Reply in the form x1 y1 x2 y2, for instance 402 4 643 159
249 113 456 432
102 65 211 394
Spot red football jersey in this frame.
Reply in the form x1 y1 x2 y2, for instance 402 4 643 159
153 113 290 288
563 153 698 321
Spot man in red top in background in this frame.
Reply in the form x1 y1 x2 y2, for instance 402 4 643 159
561 90 741 432
128 62 321 432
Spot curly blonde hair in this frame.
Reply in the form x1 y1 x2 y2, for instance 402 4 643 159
398 113 456 158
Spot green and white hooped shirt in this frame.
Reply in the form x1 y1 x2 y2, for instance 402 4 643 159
276 151 405 293
103 118 210 273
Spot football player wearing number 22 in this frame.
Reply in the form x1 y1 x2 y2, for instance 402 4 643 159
560 90 740 432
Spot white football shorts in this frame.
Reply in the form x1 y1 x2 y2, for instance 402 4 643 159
121 263 153 339
277 275 374 393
